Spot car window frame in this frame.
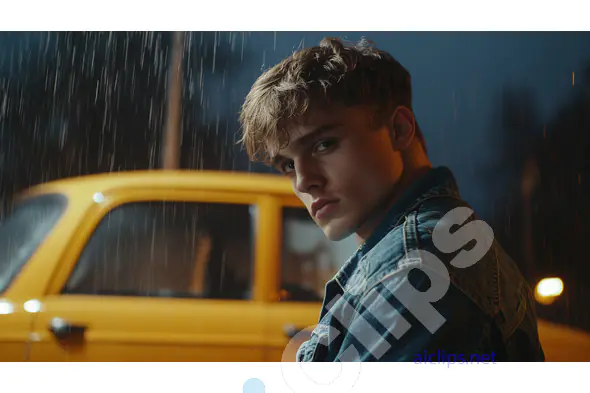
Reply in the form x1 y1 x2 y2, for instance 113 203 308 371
61 199 257 301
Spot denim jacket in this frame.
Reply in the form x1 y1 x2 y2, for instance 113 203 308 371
296 166 545 362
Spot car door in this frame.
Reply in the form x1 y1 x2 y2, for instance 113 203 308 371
0 193 69 361
264 198 359 361
27 188 266 361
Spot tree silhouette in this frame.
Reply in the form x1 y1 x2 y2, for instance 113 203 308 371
484 86 541 279
490 64 590 331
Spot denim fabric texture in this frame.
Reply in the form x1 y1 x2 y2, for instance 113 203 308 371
296 166 545 362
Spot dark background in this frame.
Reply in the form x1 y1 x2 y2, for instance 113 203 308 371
1 31 588 331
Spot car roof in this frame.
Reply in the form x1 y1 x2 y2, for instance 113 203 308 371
22 170 295 198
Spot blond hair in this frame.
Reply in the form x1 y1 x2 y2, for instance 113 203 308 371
238 37 426 162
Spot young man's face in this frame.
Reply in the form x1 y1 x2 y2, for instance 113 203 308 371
270 104 405 241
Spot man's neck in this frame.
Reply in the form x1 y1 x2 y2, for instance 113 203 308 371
356 162 432 242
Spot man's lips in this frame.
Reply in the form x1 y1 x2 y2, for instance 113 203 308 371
311 199 339 219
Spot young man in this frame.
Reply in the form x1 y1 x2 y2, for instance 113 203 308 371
239 37 545 362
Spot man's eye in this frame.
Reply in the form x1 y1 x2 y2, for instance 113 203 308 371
315 140 335 153
281 161 295 173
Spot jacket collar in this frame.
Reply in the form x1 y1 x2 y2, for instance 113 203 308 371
357 166 461 257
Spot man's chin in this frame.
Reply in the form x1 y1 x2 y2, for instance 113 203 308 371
320 220 355 242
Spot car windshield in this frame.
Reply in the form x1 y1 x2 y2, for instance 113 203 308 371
0 193 67 294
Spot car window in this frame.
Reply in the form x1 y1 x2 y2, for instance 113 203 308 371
280 207 358 302
63 201 254 300
0 193 68 294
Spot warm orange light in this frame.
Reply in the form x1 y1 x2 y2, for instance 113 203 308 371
535 277 564 305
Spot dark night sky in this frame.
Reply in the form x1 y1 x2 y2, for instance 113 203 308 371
2 32 588 217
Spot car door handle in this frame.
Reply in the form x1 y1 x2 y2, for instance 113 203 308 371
48 317 87 340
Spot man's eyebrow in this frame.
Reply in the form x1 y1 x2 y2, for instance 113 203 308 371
295 123 342 147
269 123 342 166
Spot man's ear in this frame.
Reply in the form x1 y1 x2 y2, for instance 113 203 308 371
389 106 416 151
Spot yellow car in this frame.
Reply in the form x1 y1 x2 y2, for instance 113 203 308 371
1 170 589 362
0 170 358 361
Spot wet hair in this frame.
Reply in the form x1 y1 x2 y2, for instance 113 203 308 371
238 36 426 162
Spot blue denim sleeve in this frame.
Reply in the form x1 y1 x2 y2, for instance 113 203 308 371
332 261 487 362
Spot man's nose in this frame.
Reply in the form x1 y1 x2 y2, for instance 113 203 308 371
294 160 325 194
